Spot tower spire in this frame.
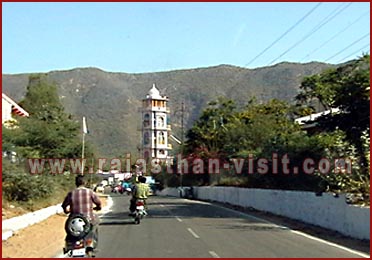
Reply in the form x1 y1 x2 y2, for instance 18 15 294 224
141 84 171 162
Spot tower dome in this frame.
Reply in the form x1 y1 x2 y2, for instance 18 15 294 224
147 84 162 99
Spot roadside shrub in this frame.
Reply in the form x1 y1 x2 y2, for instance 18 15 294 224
2 160 74 202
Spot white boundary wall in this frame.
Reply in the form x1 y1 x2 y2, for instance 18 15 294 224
2 204 63 241
159 187 370 240
2 195 113 241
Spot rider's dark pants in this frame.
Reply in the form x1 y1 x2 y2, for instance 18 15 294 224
129 197 147 212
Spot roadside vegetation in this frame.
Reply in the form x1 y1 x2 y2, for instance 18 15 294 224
2 55 369 212
156 55 370 205
2 75 97 215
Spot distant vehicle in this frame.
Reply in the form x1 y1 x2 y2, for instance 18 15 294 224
178 186 194 199
124 187 132 195
149 183 158 196
143 176 155 185
94 184 104 193
111 185 123 194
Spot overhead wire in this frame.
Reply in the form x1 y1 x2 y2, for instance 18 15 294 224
336 43 370 63
325 33 370 62
245 2 322 67
300 10 369 62
268 2 353 65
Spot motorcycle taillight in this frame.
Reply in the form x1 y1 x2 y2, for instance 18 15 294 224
74 240 84 249
136 201 144 206
86 239 93 247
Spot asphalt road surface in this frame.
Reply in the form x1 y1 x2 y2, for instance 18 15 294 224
95 194 368 258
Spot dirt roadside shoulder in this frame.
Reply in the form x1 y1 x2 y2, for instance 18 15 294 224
2 195 108 258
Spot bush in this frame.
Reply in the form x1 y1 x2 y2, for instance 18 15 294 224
2 159 74 203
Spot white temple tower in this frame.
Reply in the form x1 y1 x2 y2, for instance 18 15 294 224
141 84 172 161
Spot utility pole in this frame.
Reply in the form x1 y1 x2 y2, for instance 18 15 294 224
181 102 184 149
180 101 184 188
153 111 157 160
173 101 185 192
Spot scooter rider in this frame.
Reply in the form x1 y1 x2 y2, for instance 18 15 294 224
62 175 102 247
129 175 150 215
122 179 132 195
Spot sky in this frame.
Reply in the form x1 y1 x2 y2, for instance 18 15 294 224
2 2 370 74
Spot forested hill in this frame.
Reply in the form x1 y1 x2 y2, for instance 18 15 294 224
2 62 333 157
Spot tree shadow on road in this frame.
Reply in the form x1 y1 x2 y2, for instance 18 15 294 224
99 211 136 226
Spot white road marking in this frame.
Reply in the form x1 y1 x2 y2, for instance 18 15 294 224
209 251 220 258
184 199 211 205
290 230 370 258
189 199 370 258
161 204 183 222
187 228 200 239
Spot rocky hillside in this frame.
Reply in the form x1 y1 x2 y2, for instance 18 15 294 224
2 62 333 157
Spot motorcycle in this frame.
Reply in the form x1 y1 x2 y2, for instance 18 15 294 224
63 207 100 257
133 199 146 224
111 185 124 194
125 187 132 196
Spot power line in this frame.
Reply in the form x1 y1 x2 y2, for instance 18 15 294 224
268 2 352 65
300 10 369 62
245 2 322 67
305 3 350 36
336 43 370 63
325 33 370 62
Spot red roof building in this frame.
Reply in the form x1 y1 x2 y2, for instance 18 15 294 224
2 93 29 124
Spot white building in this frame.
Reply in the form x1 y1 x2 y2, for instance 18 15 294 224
2 93 29 125
140 84 172 161
2 93 29 162
294 108 340 130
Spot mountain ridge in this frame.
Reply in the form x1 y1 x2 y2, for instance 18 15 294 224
2 62 334 157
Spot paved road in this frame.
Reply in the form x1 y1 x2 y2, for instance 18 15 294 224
95 195 368 258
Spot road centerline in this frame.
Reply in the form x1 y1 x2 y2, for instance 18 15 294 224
209 251 220 258
187 228 200 239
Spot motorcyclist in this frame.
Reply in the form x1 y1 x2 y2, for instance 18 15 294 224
62 175 102 248
122 179 131 195
129 175 150 215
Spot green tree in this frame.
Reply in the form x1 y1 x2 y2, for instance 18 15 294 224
232 99 325 190
184 97 238 185
185 97 237 154
296 55 370 197
10 75 84 160
184 97 325 190
2 75 96 206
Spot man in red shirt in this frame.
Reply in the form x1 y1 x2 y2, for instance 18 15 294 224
62 175 102 247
